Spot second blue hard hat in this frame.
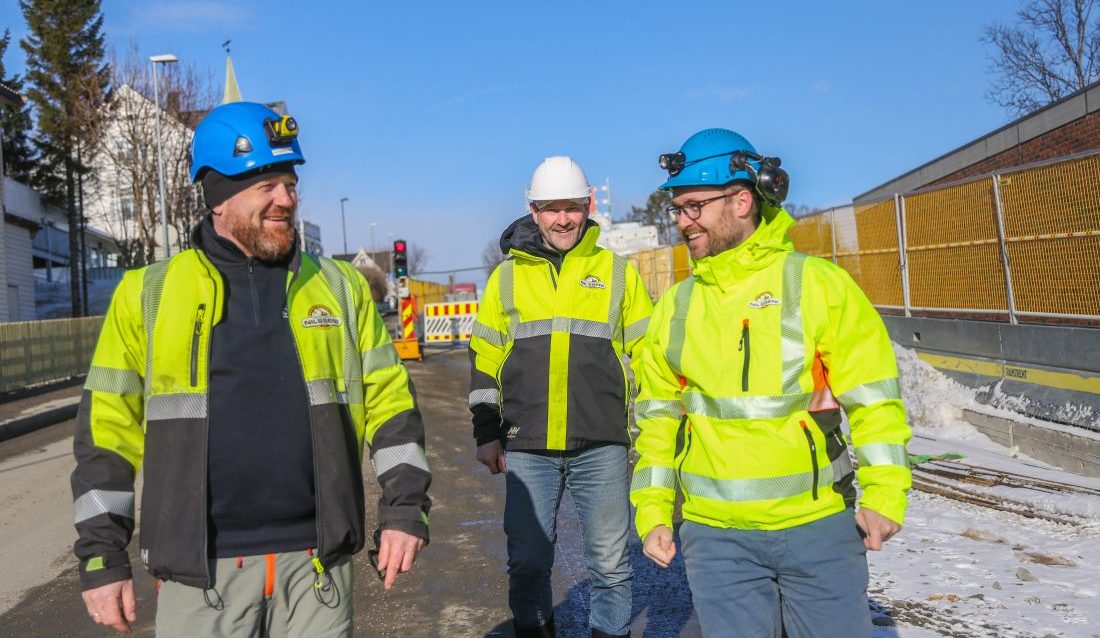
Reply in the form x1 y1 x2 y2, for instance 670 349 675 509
659 128 757 190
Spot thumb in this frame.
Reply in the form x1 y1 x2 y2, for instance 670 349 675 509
122 580 137 622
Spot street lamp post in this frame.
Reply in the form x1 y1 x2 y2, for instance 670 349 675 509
150 53 178 260
340 197 349 254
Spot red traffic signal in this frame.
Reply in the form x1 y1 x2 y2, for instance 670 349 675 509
393 240 407 253
393 239 408 277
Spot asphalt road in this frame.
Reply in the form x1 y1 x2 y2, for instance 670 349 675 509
0 345 700 637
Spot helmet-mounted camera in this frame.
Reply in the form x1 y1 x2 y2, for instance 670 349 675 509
264 115 299 145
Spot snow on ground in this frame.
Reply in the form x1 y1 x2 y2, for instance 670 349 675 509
868 345 1100 637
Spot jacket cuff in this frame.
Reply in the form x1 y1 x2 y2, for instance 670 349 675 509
471 408 502 443
380 505 430 544
78 551 132 591
859 486 908 526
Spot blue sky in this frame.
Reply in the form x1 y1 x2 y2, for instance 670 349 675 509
2 1 1018 284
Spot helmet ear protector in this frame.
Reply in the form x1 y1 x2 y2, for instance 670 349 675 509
730 151 789 206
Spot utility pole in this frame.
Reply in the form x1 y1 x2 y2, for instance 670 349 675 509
340 196 349 254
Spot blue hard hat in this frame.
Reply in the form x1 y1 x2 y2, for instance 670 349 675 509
190 102 305 182
659 128 757 190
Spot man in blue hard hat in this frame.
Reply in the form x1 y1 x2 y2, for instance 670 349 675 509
631 128 911 637
72 102 432 636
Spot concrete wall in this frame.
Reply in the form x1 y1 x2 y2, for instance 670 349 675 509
885 316 1100 432
964 409 1100 478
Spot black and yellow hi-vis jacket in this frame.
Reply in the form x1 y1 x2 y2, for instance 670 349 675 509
71 246 431 590
631 205 911 540
469 217 653 451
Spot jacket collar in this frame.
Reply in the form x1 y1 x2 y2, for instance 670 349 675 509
190 214 301 274
690 205 796 290
500 215 602 268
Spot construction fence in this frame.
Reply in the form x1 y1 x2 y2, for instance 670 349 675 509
627 151 1099 325
789 151 1100 324
0 316 103 393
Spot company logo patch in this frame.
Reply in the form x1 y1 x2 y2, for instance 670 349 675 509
748 292 781 309
507 426 520 439
302 305 342 328
579 275 606 289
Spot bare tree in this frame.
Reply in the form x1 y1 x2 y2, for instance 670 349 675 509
355 264 389 303
87 43 216 267
408 242 429 276
482 239 507 276
984 0 1100 116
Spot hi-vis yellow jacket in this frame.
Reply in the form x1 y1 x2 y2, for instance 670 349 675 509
631 206 911 540
469 218 653 451
71 248 430 590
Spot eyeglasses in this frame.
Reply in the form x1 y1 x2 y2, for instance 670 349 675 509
665 192 738 221
366 528 385 582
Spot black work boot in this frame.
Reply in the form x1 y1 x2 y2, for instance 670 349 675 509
591 629 629 638
514 618 556 638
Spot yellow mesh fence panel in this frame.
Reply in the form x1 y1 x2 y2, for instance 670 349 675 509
788 211 834 259
671 244 691 282
836 200 903 307
997 154 1100 317
904 180 1007 312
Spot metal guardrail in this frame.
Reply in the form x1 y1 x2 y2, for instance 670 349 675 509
0 316 102 393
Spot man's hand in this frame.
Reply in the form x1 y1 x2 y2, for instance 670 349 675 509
855 507 902 551
642 525 677 568
376 529 426 590
81 578 136 634
476 439 507 474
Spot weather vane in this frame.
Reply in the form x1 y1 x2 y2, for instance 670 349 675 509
222 39 231 55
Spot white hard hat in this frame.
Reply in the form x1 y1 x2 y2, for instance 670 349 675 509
526 156 590 202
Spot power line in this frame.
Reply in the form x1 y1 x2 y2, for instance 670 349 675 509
412 265 487 275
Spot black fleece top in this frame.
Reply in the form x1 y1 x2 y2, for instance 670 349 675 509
194 217 317 558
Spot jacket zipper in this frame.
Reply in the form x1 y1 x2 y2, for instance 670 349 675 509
190 304 206 387
800 420 819 500
193 253 220 588
248 260 261 327
738 319 750 392
675 416 692 487
547 263 557 288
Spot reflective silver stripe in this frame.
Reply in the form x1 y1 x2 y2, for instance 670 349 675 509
513 318 613 340
624 317 649 344
85 365 143 395
667 278 694 375
498 260 519 332
636 399 682 421
562 317 612 340
319 259 364 408
147 393 207 420
362 343 400 374
781 253 807 394
838 378 902 411
681 392 811 420
682 451 855 503
468 388 500 408
855 443 909 468
74 489 134 524
142 259 170 399
472 320 507 347
608 254 627 342
307 379 348 406
833 448 855 479
372 442 430 476
631 466 678 492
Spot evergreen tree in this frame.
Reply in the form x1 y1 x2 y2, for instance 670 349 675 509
0 29 36 183
20 0 109 317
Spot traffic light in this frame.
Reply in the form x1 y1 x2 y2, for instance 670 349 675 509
393 239 408 278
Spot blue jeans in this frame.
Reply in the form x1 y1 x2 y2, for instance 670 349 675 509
504 445 633 635
680 510 872 638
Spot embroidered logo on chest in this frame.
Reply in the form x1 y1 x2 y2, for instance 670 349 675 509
301 304 342 328
748 292 781 309
579 275 606 289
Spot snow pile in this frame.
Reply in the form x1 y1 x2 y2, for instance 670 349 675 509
893 343 986 442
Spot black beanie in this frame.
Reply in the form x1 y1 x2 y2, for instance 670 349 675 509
200 162 298 209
